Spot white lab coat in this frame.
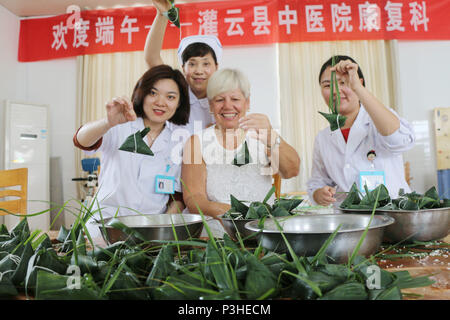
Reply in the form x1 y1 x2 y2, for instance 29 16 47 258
83 118 187 235
307 105 415 205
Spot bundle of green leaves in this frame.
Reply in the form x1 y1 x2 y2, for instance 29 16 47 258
318 56 347 132
340 183 450 211
222 187 303 220
0 212 436 300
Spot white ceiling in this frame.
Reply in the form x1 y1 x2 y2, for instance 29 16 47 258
0 0 227 17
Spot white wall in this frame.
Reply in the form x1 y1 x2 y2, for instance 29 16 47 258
0 5 24 168
396 40 450 194
0 4 78 229
221 44 280 130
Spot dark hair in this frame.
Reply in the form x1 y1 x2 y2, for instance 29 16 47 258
182 42 218 66
319 55 365 87
131 65 190 126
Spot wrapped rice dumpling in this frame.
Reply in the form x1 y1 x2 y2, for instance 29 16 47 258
119 127 154 156
232 140 252 167
319 56 347 131
162 0 180 28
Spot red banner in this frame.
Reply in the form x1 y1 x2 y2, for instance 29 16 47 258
18 0 450 62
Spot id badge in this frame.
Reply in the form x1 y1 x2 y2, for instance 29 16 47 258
155 175 175 194
359 171 385 193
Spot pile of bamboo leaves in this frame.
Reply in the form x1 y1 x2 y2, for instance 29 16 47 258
223 187 303 220
340 183 450 211
0 197 436 300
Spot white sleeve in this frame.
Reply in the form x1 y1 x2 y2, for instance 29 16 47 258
375 109 415 153
306 134 336 205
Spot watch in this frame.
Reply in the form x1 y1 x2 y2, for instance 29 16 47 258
268 134 281 149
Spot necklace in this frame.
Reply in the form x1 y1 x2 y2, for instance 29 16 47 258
146 125 165 146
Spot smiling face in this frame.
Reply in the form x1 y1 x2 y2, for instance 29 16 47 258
142 78 180 124
182 53 218 98
210 88 249 129
320 66 362 116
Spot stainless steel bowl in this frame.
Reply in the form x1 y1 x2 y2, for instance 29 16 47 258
245 214 394 263
218 214 260 244
377 207 450 243
337 208 381 214
97 214 212 244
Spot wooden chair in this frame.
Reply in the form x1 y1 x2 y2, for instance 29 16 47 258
0 168 28 216
272 174 282 198
404 161 412 186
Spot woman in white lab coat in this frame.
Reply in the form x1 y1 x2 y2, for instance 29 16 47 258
73 65 190 237
307 55 415 206
144 0 222 135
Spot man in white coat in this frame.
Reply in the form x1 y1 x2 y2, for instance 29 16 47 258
307 55 415 206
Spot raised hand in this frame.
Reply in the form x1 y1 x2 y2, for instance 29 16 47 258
238 113 274 146
151 0 172 13
106 96 137 128
330 59 363 91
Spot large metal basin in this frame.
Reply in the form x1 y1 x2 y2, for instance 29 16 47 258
218 214 260 245
97 214 211 244
377 207 450 243
245 214 394 264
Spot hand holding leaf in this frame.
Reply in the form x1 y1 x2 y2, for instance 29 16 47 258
162 0 180 28
106 96 136 128
319 56 347 131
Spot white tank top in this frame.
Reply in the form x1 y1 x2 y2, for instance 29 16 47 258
197 125 274 205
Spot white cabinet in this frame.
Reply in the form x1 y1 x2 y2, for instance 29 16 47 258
2 100 50 231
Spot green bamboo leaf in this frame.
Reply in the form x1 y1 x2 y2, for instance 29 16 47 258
0 276 19 297
0 224 8 236
35 271 104 300
119 127 154 156
311 224 342 265
318 112 347 131
232 141 252 167
204 241 234 292
230 194 249 214
318 281 368 300
393 270 435 289
244 254 277 299
146 245 175 292
372 286 402 300
11 242 34 286
347 186 381 267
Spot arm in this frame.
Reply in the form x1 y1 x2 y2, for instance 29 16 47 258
266 132 300 179
239 114 300 179
166 192 185 213
77 97 136 148
333 60 399 136
181 135 231 218
144 0 171 68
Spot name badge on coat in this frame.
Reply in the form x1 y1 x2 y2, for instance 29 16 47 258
155 175 175 194
359 171 385 193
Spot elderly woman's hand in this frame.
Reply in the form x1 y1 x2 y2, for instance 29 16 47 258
238 113 275 146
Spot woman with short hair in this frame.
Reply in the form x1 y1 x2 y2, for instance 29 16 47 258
181 68 300 236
